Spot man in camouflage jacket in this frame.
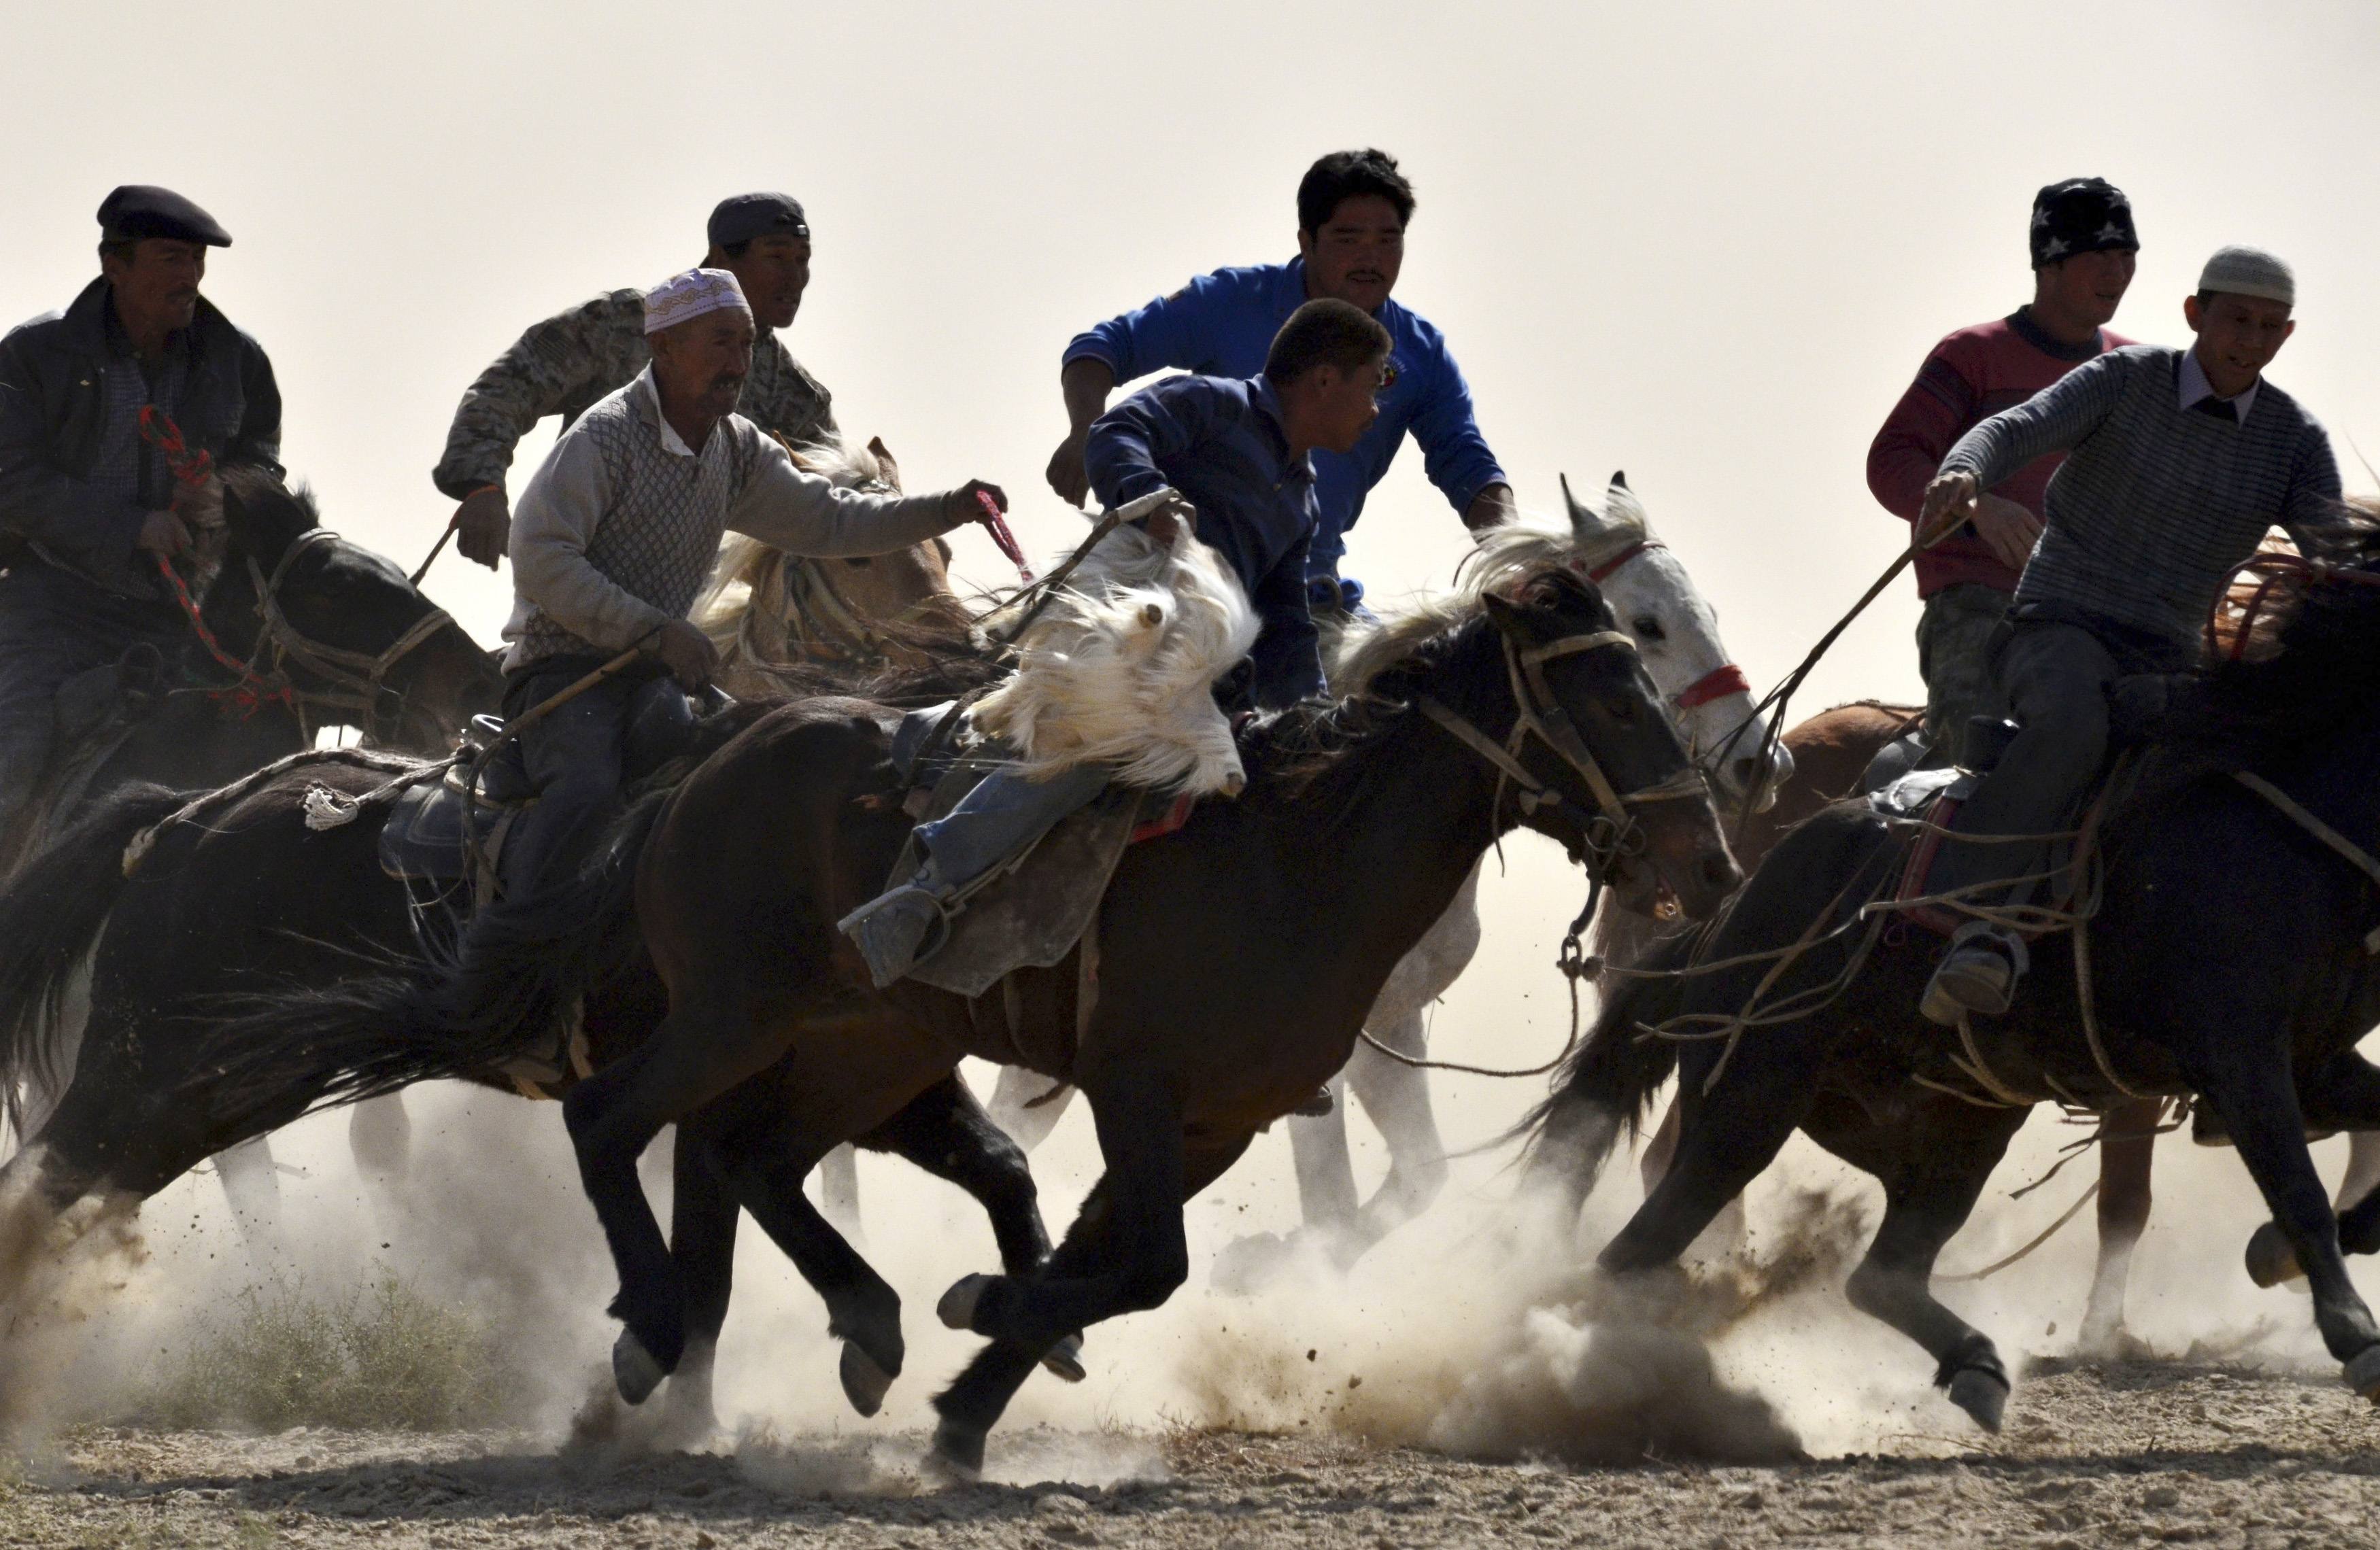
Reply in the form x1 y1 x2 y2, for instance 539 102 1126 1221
430 192 835 568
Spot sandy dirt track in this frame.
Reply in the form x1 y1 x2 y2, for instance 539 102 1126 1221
10 1360 2377 1548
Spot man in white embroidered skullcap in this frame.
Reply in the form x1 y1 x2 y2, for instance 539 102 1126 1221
1913 243 2338 1023
447 266 1010 1018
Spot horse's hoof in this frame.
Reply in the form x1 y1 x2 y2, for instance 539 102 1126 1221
937 1273 995 1332
839 1340 896 1417
927 1417 986 1483
612 1329 666 1407
2245 1222 2307 1288
1945 1365 2010 1432
1040 1332 1087 1384
2346 1344 2380 1402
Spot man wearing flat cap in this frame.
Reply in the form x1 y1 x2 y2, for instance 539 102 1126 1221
1914 244 2340 1024
441 266 1007 1019
432 192 832 569
1868 177 2139 767
0 184 282 838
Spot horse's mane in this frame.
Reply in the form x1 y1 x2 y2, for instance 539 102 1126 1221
1244 558 1601 793
1333 519 1600 698
2187 496 2380 760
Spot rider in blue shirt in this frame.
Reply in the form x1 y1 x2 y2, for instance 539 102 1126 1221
843 299 1395 989
1046 150 1513 613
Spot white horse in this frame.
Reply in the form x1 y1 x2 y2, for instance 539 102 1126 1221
990 473 1795 1280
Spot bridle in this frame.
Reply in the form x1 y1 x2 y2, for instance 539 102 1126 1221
1584 539 1755 725
1416 623 1710 878
197 528 456 743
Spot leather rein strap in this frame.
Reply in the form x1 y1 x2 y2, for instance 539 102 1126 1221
1418 625 1708 872
245 529 456 738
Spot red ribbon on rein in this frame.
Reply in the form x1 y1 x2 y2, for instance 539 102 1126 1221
974 489 1034 583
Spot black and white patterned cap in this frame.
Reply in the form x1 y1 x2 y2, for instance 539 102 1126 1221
2030 178 2138 268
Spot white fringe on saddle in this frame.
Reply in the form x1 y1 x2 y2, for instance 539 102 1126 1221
971 489 1257 797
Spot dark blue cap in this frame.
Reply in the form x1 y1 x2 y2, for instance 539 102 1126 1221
97 185 232 247
708 192 809 249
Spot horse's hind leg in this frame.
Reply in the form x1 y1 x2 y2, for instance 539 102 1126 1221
859 1072 1086 1381
561 988 800 1402
1835 1103 2029 1430
680 1086 906 1419
2250 1053 2380 1282
656 1124 738 1441
1344 1008 1452 1249
2077 1095 2165 1355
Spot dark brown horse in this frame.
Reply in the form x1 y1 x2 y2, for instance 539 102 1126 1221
237 562 1740 1472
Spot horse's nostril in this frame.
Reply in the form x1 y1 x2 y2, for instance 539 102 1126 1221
1699 853 1739 889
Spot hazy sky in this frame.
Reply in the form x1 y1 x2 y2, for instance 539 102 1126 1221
7 0 2379 1115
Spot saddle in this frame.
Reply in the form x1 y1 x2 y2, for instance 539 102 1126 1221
377 678 724 897
883 702 1199 1001
1875 714 2115 940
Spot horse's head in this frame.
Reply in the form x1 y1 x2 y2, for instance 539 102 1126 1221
218 468 502 753
1560 472 1792 811
1479 565 1741 919
793 436 973 638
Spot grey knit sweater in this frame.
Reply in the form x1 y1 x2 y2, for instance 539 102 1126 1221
1940 345 2341 649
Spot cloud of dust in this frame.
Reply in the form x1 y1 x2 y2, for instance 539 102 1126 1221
18 1018 2375 1479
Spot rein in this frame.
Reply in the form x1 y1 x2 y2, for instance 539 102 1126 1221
139 409 455 742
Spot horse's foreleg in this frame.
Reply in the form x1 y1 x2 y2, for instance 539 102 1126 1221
2255 1052 2380 1277
2200 1037 2380 1394
213 1135 284 1252
862 1073 1087 1382
1286 1079 1359 1235
985 1065 1074 1152
348 1094 412 1184
1344 1010 1450 1248
1601 1037 1815 1275
2076 1096 2164 1356
814 1145 862 1239
2340 1132 2380 1216
932 1126 1251 1477
1837 1106 2028 1430
1638 1087 1748 1257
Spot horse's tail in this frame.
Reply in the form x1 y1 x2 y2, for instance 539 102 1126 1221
0 783 188 1138
205 789 672 1118
1514 926 1698 1210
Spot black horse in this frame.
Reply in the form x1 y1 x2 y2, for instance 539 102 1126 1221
1526 532 2380 1428
0 694 1074 1434
201 563 1741 1473
1 466 499 878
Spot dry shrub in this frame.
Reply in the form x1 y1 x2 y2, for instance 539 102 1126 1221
143 1268 520 1431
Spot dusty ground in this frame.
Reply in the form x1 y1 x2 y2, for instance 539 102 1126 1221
7 1358 2377 1548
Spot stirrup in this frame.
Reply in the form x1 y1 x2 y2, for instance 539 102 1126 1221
1920 925 2027 1026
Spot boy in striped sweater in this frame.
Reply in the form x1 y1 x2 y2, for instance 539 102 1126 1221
1916 246 2342 1024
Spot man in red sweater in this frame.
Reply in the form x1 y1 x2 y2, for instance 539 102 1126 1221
1867 177 2138 763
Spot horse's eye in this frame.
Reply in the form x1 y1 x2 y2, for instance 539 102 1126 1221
1602 697 1639 725
1631 616 1666 643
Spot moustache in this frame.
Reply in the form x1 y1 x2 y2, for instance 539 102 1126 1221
708 373 747 394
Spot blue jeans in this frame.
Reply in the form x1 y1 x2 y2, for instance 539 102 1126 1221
494 655 644 901
911 761 1114 893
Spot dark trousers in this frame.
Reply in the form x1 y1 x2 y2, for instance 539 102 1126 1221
494 655 644 902
0 563 179 834
1930 612 2192 908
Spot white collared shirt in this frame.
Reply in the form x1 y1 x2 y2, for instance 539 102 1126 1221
2177 348 2259 424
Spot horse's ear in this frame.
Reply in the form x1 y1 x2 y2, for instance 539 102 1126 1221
1610 470 1627 490
1603 474 1650 530
1561 472 1604 542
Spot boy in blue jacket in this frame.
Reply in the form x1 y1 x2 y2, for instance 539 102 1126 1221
843 299 1393 987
